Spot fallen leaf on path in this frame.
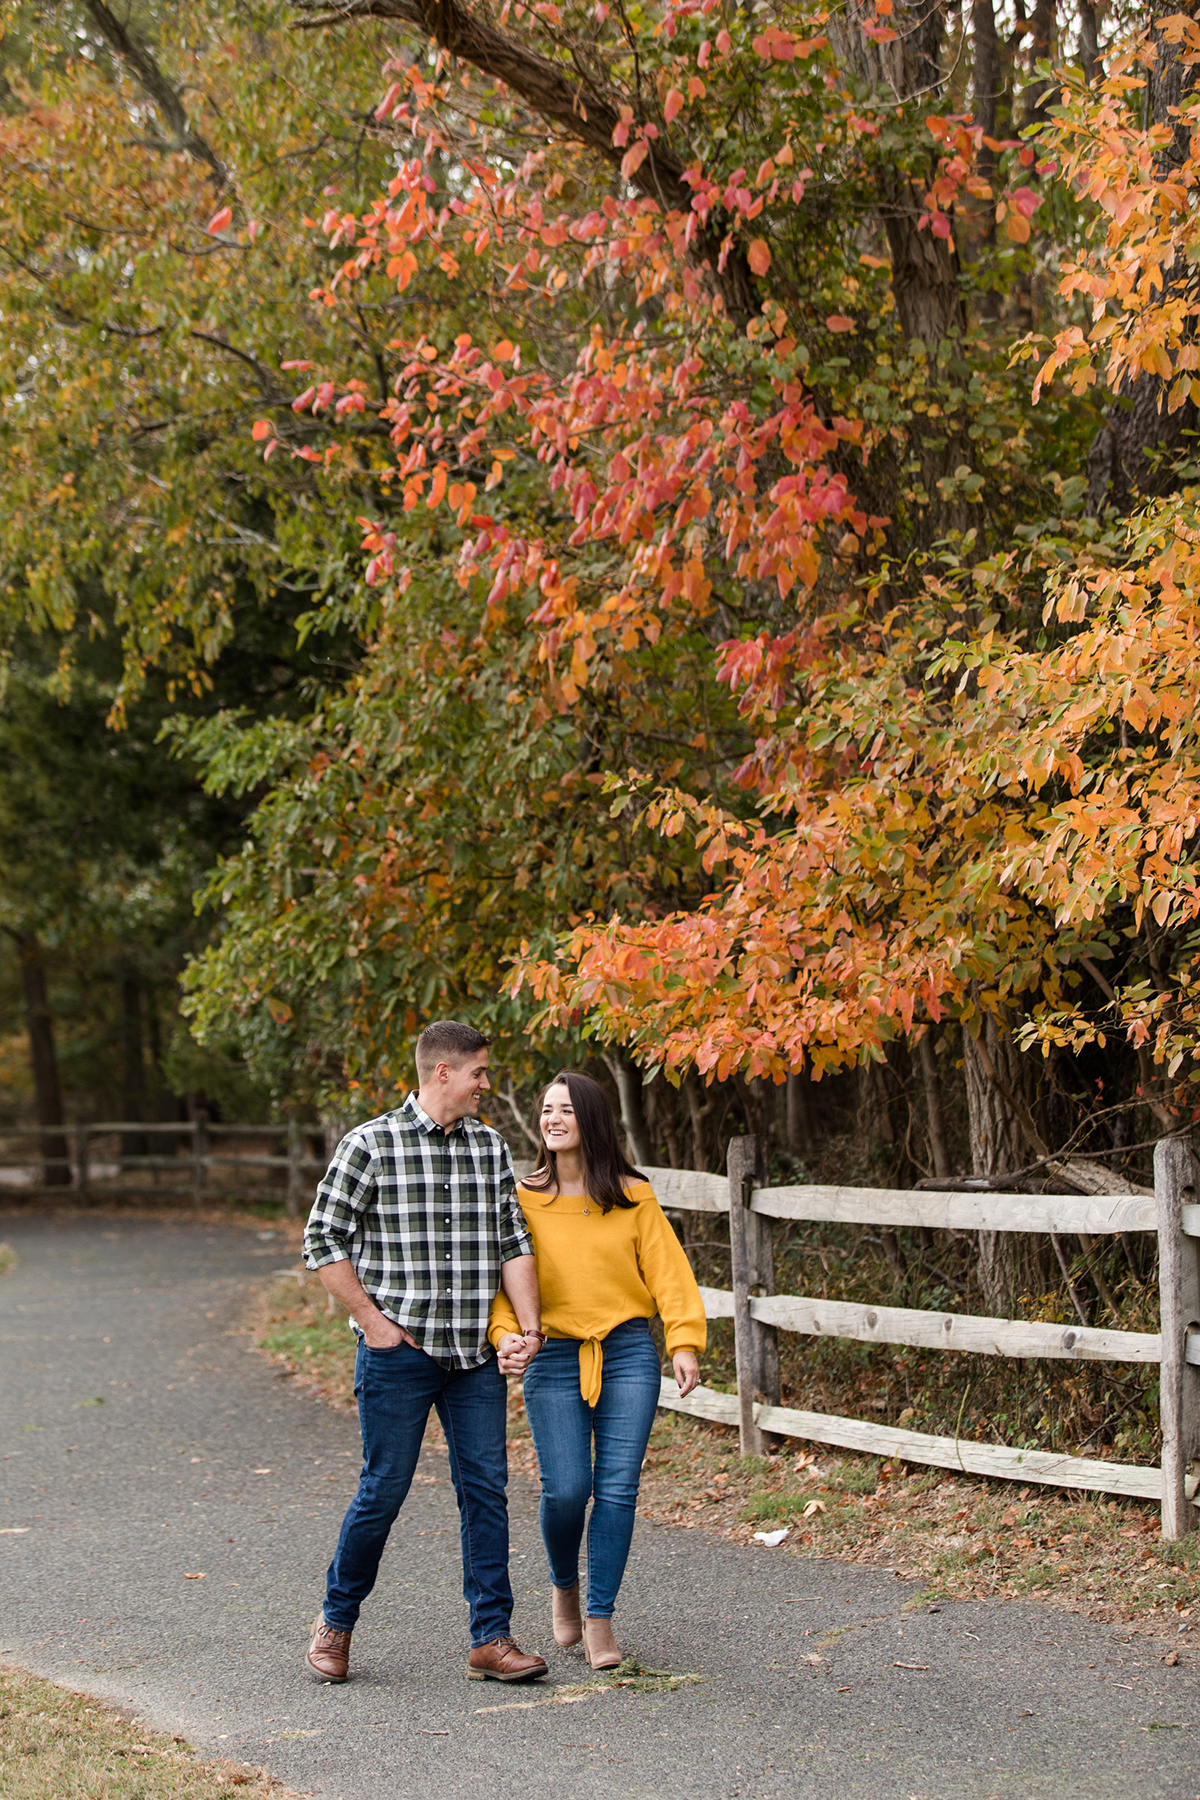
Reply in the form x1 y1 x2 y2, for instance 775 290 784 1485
0 1528 30 1535
184 1572 206 1579
1165 1649 1180 1666
894 1661 929 1670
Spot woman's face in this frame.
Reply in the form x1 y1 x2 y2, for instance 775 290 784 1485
541 1082 581 1156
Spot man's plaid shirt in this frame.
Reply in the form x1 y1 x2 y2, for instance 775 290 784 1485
303 1093 533 1369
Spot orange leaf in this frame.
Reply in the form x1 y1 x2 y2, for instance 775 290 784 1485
748 239 771 276
251 420 272 441
1004 212 1030 243
206 205 233 235
826 314 856 332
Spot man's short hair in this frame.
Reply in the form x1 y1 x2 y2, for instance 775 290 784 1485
415 1020 490 1082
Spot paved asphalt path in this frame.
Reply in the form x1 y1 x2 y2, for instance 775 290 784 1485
1 1213 1197 1800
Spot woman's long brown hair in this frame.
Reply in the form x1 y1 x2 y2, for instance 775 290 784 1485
526 1070 645 1213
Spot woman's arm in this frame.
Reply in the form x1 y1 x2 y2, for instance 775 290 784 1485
495 1251 543 1373
636 1194 708 1393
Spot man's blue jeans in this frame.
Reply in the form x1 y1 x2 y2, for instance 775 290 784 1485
522 1317 661 1619
323 1339 512 1645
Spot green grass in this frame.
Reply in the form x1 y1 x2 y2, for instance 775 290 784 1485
0 1243 14 1276
0 1664 284 1799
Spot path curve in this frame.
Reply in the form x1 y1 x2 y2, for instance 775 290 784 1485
0 1213 1194 1800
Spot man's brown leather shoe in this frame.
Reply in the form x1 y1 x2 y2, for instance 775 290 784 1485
307 1613 351 1682
467 1634 548 1682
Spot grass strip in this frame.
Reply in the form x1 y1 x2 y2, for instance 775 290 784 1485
0 1664 289 1799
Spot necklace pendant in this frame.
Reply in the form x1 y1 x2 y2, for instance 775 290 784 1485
582 1206 589 1216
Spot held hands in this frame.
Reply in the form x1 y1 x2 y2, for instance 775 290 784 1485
496 1330 543 1375
672 1350 701 1399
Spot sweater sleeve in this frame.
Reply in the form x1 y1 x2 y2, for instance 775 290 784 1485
635 1192 708 1355
487 1285 521 1348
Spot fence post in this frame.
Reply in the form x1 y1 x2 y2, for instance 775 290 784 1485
75 1122 90 1203
192 1113 208 1211
728 1134 781 1458
286 1119 302 1220
1156 1133 1200 1540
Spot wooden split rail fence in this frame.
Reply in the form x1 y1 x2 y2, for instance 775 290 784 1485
0 1120 327 1215
647 1133 1200 1541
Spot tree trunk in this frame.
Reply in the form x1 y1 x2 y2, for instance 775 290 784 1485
118 962 148 1161
786 1070 813 1157
970 0 1003 321
603 1050 654 1167
963 1012 1042 1310
17 933 70 1187
683 1069 713 1171
917 1028 953 1179
1023 0 1056 129
1078 0 1100 85
829 0 967 346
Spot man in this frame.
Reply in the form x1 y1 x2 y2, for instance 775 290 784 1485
302 1020 546 1684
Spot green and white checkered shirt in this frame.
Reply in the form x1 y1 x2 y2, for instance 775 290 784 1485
302 1093 533 1369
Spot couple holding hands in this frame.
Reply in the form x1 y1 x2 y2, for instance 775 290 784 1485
303 1020 706 1684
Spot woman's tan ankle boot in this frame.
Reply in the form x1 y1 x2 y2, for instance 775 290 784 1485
551 1581 583 1647
582 1617 622 1670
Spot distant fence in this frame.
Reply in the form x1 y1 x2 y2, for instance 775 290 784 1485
0 1120 327 1216
647 1134 1200 1541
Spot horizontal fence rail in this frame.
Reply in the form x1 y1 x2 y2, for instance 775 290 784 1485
644 1137 1200 1539
657 1378 1164 1501
0 1119 329 1216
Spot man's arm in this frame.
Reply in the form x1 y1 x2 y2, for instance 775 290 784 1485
317 1260 417 1350
496 1253 542 1374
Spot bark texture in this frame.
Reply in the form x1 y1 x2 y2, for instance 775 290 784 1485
964 1012 1042 1309
602 1051 654 1167
828 0 967 345
118 963 149 1161
17 933 71 1187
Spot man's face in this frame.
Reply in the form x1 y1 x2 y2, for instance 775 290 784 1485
438 1049 491 1120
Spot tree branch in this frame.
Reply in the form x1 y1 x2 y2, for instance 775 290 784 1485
288 0 755 318
82 0 226 185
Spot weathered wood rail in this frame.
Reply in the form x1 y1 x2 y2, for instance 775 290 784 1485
649 1133 1200 1539
0 1119 327 1215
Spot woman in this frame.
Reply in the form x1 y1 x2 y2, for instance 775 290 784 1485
489 1071 705 1670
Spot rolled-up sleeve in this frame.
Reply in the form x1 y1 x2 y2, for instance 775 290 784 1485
496 1143 534 1262
303 1133 377 1269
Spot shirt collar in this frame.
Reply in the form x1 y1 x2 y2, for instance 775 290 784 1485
402 1091 466 1137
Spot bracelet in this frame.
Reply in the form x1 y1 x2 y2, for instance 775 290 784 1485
522 1328 547 1344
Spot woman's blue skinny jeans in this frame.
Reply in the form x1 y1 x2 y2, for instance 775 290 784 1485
521 1316 661 1619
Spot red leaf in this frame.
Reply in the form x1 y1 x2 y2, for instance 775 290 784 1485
206 205 233 235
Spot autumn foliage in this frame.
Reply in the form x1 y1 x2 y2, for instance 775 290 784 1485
3 0 1199 1147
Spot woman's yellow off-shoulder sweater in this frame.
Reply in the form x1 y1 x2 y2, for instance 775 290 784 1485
488 1180 706 1404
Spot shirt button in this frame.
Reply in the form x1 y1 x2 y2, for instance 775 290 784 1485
445 1252 451 1259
